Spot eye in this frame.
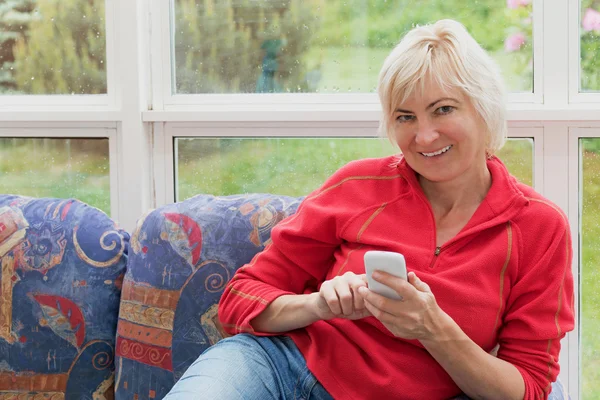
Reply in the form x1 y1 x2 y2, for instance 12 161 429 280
395 114 415 123
436 105 455 115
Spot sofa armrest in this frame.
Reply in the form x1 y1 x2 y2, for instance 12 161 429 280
115 193 301 399
0 195 128 399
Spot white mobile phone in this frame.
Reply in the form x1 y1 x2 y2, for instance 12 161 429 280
364 251 407 300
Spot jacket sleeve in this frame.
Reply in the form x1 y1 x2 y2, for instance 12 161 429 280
218 166 355 336
497 211 575 399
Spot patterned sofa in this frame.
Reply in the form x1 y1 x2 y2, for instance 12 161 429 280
0 193 569 399
114 194 302 399
0 195 128 399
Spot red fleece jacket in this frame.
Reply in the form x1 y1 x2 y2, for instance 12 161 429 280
218 156 575 400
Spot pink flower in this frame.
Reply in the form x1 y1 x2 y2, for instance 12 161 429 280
504 33 526 52
507 0 531 9
582 8 600 33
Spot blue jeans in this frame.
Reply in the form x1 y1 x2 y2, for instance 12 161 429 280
163 334 333 400
165 334 569 400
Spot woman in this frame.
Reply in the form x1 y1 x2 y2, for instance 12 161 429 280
165 20 574 400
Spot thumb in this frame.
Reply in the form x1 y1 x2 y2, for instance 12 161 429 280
409 272 431 292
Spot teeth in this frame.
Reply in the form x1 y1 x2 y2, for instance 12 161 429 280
421 145 452 157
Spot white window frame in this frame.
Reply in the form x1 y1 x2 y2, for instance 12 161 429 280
0 0 598 397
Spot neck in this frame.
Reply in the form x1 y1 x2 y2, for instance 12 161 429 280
418 160 492 215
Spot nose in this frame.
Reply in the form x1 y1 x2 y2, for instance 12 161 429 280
414 119 440 146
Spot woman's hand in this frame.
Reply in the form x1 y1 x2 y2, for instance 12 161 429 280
358 271 445 341
312 272 372 321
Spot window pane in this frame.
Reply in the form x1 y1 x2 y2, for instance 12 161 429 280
172 0 533 94
176 138 396 200
0 0 107 95
496 138 533 186
175 137 532 200
581 1 600 92
580 138 600 398
0 138 110 215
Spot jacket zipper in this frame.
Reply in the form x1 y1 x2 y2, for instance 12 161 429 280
428 241 461 269
398 165 511 270
428 247 441 269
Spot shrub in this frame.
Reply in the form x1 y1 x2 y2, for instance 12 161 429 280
174 0 321 94
11 0 106 94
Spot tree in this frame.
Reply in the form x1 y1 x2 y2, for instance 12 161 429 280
174 0 321 94
11 0 106 94
0 0 35 93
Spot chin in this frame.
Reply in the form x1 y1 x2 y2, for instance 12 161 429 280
418 173 453 183
414 166 460 183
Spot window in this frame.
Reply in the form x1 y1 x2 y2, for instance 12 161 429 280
581 1 600 92
0 0 107 95
580 138 600 398
0 137 110 214
171 0 534 94
175 137 533 200
0 0 598 397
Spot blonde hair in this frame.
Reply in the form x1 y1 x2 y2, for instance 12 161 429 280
377 19 507 155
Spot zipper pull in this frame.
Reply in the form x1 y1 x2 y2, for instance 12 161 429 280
434 247 441 256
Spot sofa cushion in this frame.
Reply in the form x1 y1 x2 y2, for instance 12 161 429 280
115 194 301 400
0 195 129 399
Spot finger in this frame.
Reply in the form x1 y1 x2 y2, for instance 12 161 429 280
408 272 431 293
360 288 395 321
349 275 368 310
335 281 354 316
359 274 368 285
321 283 342 315
358 286 390 311
362 296 379 318
372 270 410 293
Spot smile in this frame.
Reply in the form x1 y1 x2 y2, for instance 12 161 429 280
420 145 452 157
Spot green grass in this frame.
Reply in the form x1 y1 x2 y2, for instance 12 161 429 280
177 137 533 199
0 139 111 215
304 46 391 92
581 143 600 400
304 46 532 93
176 138 398 199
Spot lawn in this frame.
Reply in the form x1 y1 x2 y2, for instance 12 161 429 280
176 137 533 199
303 46 532 94
581 142 600 399
0 138 111 215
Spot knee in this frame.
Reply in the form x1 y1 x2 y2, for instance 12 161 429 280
185 334 257 367
165 334 277 399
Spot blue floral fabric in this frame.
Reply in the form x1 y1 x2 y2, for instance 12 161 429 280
0 195 129 399
115 194 302 400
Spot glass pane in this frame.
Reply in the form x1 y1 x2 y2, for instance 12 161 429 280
580 138 600 399
581 1 600 92
175 137 532 200
0 0 107 95
496 138 533 186
172 0 533 94
0 138 110 215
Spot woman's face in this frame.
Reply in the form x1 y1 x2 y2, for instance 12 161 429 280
392 81 489 185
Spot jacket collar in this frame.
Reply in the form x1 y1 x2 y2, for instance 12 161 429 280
395 155 529 232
